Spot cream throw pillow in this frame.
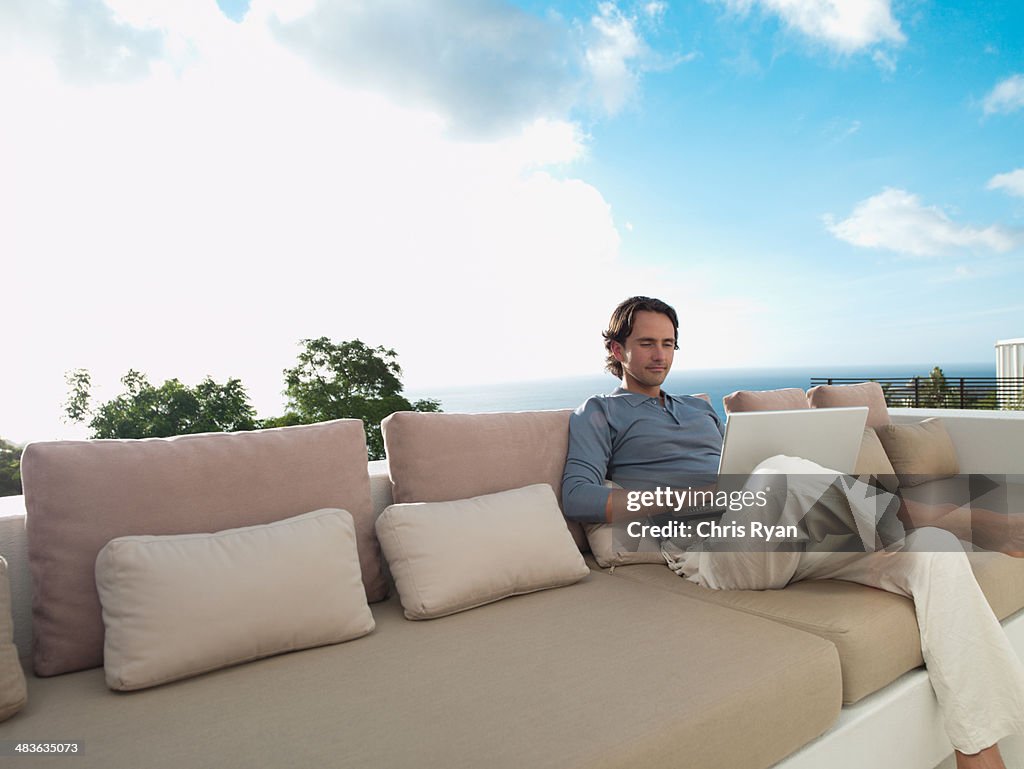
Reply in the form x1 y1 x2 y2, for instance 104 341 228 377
585 523 666 568
96 509 375 691
584 480 666 567
0 556 27 721
376 484 590 620
854 428 900 493
874 419 959 488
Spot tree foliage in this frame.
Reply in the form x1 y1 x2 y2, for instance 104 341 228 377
0 438 23 497
64 369 260 439
59 339 440 460
273 337 440 460
920 366 950 408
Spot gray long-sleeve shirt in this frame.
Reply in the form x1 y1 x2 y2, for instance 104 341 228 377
561 387 726 523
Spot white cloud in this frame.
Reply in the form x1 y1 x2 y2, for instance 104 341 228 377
584 2 649 115
266 0 579 137
644 2 669 20
0 0 660 442
263 0 665 137
988 168 1024 197
1 1 673 138
871 49 897 73
720 0 905 55
0 0 166 83
256 0 667 137
983 74 1024 115
824 188 1023 256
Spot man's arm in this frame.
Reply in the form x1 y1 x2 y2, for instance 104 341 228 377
561 397 714 524
561 398 616 524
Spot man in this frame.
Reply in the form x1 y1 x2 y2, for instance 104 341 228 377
562 296 1024 769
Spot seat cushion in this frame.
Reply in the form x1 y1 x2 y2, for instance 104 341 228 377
22 420 382 677
0 571 841 769
969 549 1024 622
605 553 1024 704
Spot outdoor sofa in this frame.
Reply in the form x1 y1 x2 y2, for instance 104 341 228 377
1 382 1023 769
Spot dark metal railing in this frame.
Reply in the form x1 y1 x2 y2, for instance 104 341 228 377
809 377 1024 410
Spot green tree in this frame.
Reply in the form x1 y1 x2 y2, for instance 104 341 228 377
271 337 440 460
64 369 260 439
0 438 23 497
918 366 950 408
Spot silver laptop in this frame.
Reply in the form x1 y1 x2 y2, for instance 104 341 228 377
718 406 869 477
663 406 869 521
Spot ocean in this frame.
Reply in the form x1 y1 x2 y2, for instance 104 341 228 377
408 363 996 421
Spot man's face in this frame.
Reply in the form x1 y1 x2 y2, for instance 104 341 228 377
612 310 676 394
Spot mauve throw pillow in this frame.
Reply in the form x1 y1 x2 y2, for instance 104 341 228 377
723 388 809 414
806 382 891 429
381 410 587 551
22 420 382 677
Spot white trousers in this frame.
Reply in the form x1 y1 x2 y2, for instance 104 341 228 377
665 461 1024 754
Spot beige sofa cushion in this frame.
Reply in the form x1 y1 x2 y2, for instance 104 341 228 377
381 410 586 550
0 573 842 769
22 420 382 677
807 381 891 428
0 557 27 722
377 484 589 619
855 428 899 492
96 509 375 691
605 549 1024 704
969 547 1024 621
875 418 959 487
723 387 808 414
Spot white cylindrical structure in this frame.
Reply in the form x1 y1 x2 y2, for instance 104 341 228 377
995 338 1024 409
996 338 1024 378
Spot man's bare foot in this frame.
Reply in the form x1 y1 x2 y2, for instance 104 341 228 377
955 744 1005 769
972 508 1024 557
898 499 1024 556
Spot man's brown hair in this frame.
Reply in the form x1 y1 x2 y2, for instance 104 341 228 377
603 296 679 378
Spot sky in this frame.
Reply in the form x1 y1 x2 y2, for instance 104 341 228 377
2 0 1023 442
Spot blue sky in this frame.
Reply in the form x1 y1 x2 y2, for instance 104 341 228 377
2 0 1023 441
